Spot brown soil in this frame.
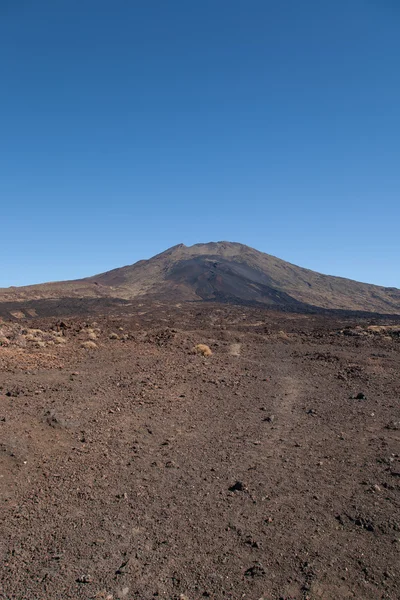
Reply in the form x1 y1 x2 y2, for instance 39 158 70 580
1 303 399 599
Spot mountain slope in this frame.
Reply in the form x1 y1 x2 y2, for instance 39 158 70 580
1 242 399 314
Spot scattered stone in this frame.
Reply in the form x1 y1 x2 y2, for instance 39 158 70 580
6 386 23 397
350 392 367 400
385 421 400 431
245 537 261 548
229 481 246 492
50 553 64 560
115 559 129 575
263 415 275 423
44 411 64 428
76 574 92 583
244 563 266 578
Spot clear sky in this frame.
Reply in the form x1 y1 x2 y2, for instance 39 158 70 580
1 0 399 288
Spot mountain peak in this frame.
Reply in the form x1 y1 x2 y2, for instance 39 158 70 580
1 241 399 316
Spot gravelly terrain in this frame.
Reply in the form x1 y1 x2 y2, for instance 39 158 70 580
1 304 399 599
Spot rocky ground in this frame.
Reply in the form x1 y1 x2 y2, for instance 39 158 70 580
0 303 399 600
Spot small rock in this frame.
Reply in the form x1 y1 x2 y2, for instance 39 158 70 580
229 481 246 492
244 563 266 578
385 421 400 431
263 415 275 423
76 574 92 583
115 559 129 575
265 517 273 524
350 392 367 400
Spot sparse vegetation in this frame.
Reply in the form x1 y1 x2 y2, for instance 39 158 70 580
193 343 212 357
81 340 97 349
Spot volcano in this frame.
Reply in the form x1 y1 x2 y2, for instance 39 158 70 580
1 242 399 317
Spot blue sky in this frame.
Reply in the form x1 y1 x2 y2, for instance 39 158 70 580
1 0 399 287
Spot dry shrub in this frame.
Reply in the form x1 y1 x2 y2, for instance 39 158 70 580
87 332 97 340
28 328 44 337
54 336 67 344
277 330 290 341
81 340 97 349
53 331 64 338
367 325 385 333
109 332 119 340
367 325 400 335
193 343 212 357
10 311 25 319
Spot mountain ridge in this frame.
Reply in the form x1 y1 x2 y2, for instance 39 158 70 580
1 241 399 315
